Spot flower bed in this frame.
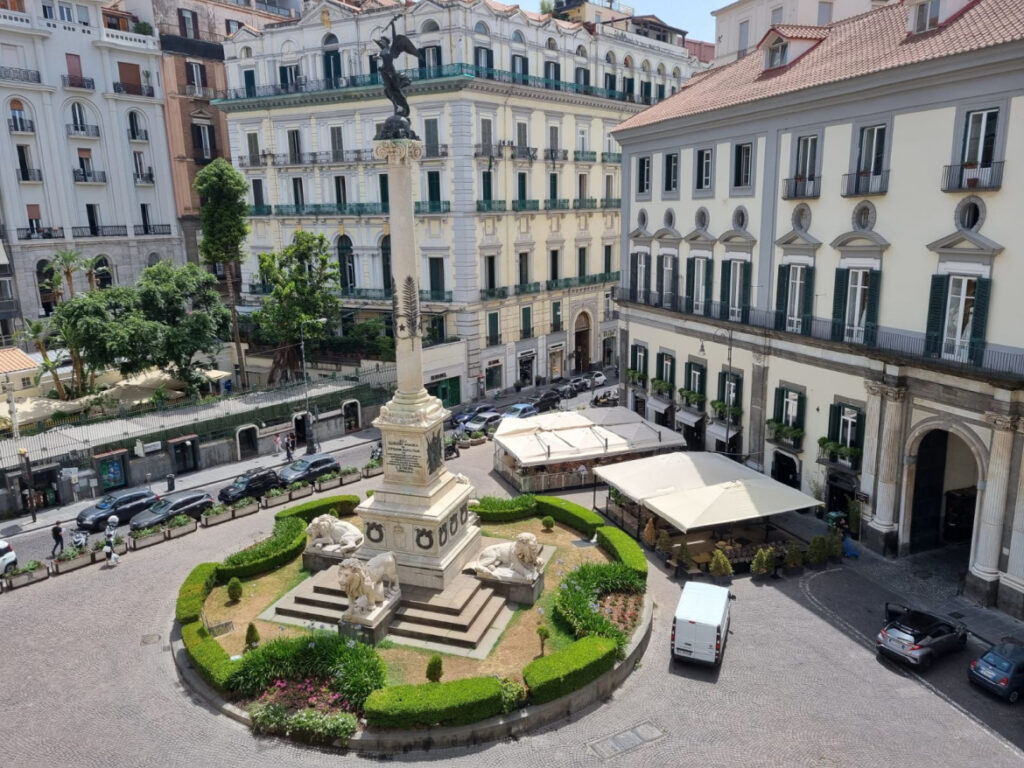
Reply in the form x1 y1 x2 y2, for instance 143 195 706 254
596 592 643 635
553 562 645 656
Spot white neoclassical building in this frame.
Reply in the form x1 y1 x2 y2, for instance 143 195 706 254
612 0 1024 618
0 0 182 331
215 0 705 405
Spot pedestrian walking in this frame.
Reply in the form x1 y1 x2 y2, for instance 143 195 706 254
273 434 282 455
50 522 64 558
285 433 294 462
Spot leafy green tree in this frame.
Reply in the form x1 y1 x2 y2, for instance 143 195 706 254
81 254 110 291
50 248 82 300
135 262 230 394
16 318 67 400
194 158 251 388
254 232 341 384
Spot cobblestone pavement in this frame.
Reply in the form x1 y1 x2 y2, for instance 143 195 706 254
2 467 1021 768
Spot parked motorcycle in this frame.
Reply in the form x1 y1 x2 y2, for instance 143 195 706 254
370 442 383 462
590 389 619 408
444 442 460 460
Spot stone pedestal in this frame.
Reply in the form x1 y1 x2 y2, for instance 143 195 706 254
335 591 401 645
354 138 480 589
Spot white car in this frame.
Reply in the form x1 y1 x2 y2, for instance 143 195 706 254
0 539 17 574
587 371 608 387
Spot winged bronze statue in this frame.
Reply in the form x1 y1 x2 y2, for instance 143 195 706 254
376 16 420 140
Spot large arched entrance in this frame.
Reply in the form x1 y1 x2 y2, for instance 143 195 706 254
908 429 978 555
573 311 591 373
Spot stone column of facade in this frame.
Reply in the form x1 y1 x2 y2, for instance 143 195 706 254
864 385 905 554
354 139 479 590
857 383 883 526
965 413 1017 605
997 420 1024 619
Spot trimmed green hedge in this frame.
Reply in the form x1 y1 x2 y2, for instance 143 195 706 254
523 636 617 705
274 494 360 524
474 494 536 523
364 677 504 728
176 562 219 624
217 516 306 582
553 562 645 656
181 620 235 689
535 496 603 538
595 526 648 581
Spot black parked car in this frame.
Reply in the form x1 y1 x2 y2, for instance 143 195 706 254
875 602 967 670
218 467 281 503
454 404 494 427
77 488 160 531
529 389 562 413
278 453 341 486
129 490 214 531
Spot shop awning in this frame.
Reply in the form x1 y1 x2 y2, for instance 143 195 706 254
675 409 705 427
706 421 741 444
648 397 670 414
596 452 763 502
646 477 821 532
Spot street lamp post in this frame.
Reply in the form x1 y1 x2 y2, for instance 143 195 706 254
299 317 327 455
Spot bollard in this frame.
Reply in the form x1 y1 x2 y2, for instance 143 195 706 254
166 474 175 492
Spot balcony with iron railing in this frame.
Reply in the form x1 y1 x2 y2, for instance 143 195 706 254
15 167 41 182
128 128 148 141
414 200 450 214
480 287 509 300
512 199 539 212
16 227 63 240
550 320 562 333
133 171 155 184
62 74 95 90
573 198 598 209
476 199 506 212
544 198 570 210
113 82 155 97
422 143 448 158
237 153 266 168
512 145 538 161
0 66 40 84
546 276 578 291
841 170 889 197
71 225 127 237
420 289 452 302
8 117 33 133
765 420 804 452
601 197 621 208
941 161 1004 192
249 204 272 216
181 84 215 99
521 327 533 339
516 282 541 295
781 177 820 200
134 224 171 236
338 287 393 301
601 152 622 163
0 297 20 316
816 442 862 473
486 333 502 347
474 143 502 158
574 150 597 162
544 148 568 162
73 169 107 183
66 123 100 138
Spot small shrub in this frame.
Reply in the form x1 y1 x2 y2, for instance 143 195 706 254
227 576 243 602
535 496 602 538
366 490 374 498
655 531 672 555
232 496 257 509
426 654 443 683
523 636 617 705
474 495 536 523
363 677 503 728
317 471 338 482
541 515 555 531
784 544 804 569
266 487 287 498
497 676 527 713
750 547 774 576
537 624 550 654
12 559 43 575
340 465 359 476
56 546 85 562
130 526 160 539
245 622 260 651
364 458 382 469
708 549 733 578
206 503 229 517
469 430 484 439
807 536 829 565
166 513 193 529
828 529 843 559
288 480 308 492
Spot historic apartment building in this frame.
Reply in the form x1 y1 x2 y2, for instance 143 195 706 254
215 0 705 405
612 0 1024 618
123 0 300 266
0 0 181 330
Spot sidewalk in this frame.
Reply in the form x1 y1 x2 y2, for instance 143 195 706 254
0 427 380 540
774 509 1024 647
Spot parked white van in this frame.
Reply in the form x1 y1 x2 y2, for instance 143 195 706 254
672 582 734 665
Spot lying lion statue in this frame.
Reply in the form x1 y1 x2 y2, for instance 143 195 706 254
337 552 400 618
306 514 363 555
473 532 543 580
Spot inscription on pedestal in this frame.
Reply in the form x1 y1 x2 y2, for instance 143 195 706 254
386 436 423 475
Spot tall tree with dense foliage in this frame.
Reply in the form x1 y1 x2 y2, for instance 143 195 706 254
50 248 82 300
16 318 67 400
193 157 250 388
254 232 342 384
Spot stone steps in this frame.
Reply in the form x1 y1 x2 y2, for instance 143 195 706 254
388 592 507 649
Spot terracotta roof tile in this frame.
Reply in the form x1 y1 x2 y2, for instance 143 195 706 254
616 0 1024 133
769 23 831 40
0 347 36 375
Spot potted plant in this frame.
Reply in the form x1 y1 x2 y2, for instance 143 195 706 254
5 559 49 589
316 471 342 492
827 529 844 563
783 543 804 575
750 546 774 582
339 465 361 485
90 535 127 563
232 496 259 517
727 405 743 425
607 487 623 514
363 458 384 478
53 545 92 574
457 433 471 449
165 513 198 539
655 531 673 563
469 430 486 446
514 379 524 392
710 399 726 419
263 486 290 508
846 498 862 541
289 480 313 499
130 525 165 550
708 549 734 585
201 503 232 527
806 536 829 569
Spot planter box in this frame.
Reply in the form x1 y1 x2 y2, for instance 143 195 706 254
340 472 361 486
130 531 166 550
469 437 486 446
166 519 198 539
362 465 384 478
289 485 314 500
91 542 128 563
263 493 290 509
316 477 342 492
53 553 93 574
233 502 259 518
5 567 50 590
202 510 233 527
457 441 471 449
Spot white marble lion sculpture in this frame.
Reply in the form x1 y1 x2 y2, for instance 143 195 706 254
305 515 363 555
337 553 400 617
473 532 543 580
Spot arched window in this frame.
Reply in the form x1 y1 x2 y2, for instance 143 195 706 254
605 51 615 65
70 101 87 130
474 21 489 35
576 45 587 57
422 19 440 33
9 98 28 131
546 37 558 51
672 66 681 79
240 46 252 58
623 56 633 69
128 110 145 140
512 30 525 44
323 33 338 48
147 252 160 267
380 235 392 291
36 259 55 315
323 33 341 82
656 63 665 75
641 59 650 72
94 256 113 289
337 235 354 292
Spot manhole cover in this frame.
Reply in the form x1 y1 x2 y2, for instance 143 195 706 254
588 721 663 760
141 634 160 645
948 611 964 619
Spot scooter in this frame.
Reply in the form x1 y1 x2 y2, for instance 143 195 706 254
70 529 89 550
444 442 460 460
370 442 383 462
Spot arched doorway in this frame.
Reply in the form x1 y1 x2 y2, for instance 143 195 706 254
908 429 978 555
323 34 341 85
771 450 800 489
36 259 55 315
337 235 354 293
342 399 361 432
573 311 591 373
94 255 113 288
236 425 258 460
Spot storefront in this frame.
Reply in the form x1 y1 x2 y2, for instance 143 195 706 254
548 344 564 381
485 358 503 390
675 409 705 451
426 374 461 408
168 434 199 475
95 449 129 491
517 351 535 387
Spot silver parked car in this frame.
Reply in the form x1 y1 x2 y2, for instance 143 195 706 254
875 602 967 670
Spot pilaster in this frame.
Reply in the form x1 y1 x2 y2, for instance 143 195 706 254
997 419 1024 619
864 384 905 554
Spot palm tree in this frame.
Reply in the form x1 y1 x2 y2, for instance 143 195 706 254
51 248 82 299
17 318 67 400
81 254 109 291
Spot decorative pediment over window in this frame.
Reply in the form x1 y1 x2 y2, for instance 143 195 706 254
718 227 756 258
926 229 1003 259
653 226 682 245
683 227 717 246
629 225 653 248
830 229 890 255
775 228 821 257
297 1 356 29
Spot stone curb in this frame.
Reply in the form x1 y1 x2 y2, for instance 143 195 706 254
169 591 654 753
